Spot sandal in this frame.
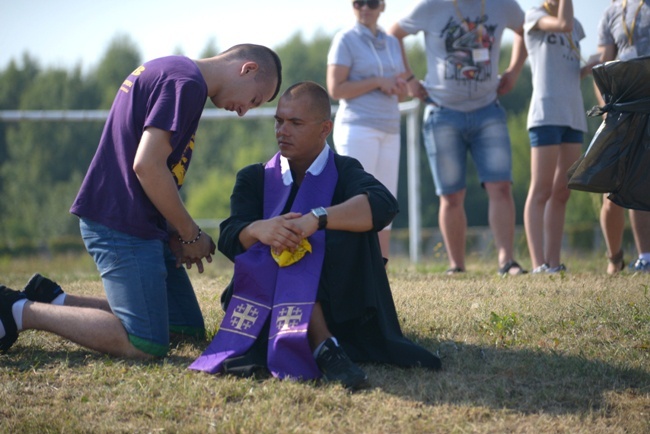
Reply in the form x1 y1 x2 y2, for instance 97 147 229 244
498 260 527 277
445 267 465 275
607 250 625 275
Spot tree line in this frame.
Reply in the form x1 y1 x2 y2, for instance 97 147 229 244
0 33 605 255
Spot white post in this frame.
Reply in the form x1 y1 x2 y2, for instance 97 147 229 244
399 99 422 263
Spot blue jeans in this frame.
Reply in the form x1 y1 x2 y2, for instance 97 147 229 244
80 218 205 356
423 101 512 195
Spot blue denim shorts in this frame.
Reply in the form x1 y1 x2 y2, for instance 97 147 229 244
529 125 584 147
80 218 205 356
423 101 512 195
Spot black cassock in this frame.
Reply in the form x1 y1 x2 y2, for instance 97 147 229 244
217 153 441 373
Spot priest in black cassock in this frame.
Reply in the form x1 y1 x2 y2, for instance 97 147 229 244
191 81 441 389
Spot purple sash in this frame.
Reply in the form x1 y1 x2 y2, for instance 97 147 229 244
190 150 338 380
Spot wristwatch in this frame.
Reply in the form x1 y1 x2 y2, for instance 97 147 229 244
310 207 328 230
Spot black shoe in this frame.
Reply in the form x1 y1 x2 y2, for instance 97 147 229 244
0 285 26 354
498 260 528 277
22 273 64 303
315 338 369 390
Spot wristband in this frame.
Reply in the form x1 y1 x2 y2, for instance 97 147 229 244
406 74 415 82
178 228 202 245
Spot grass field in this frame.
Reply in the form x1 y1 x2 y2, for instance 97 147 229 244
1 253 649 433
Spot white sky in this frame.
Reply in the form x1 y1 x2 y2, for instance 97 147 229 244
1 0 608 72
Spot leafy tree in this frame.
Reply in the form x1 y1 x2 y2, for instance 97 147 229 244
91 34 142 109
275 31 332 91
0 31 608 253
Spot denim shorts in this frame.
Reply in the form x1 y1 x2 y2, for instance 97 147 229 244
422 101 512 195
529 125 584 147
80 218 205 356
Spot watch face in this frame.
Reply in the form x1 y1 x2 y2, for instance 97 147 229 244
313 207 326 217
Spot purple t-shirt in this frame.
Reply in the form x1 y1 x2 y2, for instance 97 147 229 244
70 56 207 240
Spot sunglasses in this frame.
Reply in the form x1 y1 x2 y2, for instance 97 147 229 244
353 0 382 10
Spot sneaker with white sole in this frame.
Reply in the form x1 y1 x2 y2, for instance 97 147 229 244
0 285 26 353
546 264 567 274
315 338 369 390
531 264 549 274
630 258 650 273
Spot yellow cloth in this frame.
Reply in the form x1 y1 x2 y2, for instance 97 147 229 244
271 238 312 267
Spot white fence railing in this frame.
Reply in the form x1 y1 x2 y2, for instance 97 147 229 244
0 100 425 262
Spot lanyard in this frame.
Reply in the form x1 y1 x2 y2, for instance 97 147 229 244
453 0 485 42
622 0 645 45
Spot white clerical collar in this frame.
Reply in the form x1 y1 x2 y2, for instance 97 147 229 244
280 144 330 186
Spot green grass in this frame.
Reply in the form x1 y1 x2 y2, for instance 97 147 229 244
1 253 649 433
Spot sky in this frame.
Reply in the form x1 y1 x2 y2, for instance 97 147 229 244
1 0 610 73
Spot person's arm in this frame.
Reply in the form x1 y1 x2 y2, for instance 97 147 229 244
388 23 429 101
240 192 376 252
327 64 405 99
534 0 574 32
498 26 528 95
594 44 617 106
297 193 375 236
238 212 304 252
133 126 214 270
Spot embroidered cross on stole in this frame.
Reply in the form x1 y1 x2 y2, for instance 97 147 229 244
189 150 338 380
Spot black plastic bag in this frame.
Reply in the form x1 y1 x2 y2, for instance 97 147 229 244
567 55 650 211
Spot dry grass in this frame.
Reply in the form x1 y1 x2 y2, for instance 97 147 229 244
1 253 649 433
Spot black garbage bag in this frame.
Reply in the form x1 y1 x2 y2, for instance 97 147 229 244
567 55 650 211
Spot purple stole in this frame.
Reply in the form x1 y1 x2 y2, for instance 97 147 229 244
189 150 338 380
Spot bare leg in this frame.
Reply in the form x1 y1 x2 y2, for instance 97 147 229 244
485 181 516 271
63 294 112 312
630 209 650 256
600 196 626 274
307 303 333 351
439 190 467 271
524 146 558 269
22 302 150 358
544 143 581 267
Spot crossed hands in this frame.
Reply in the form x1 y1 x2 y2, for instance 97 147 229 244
378 76 408 97
169 231 216 273
251 212 319 255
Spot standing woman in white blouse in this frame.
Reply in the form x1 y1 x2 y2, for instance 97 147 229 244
327 0 410 262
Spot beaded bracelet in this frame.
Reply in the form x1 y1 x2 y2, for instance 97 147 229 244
178 228 202 245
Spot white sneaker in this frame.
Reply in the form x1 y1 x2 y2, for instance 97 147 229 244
531 264 549 274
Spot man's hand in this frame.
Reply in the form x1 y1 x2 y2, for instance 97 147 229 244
407 78 430 101
497 70 517 95
244 212 306 253
170 230 216 273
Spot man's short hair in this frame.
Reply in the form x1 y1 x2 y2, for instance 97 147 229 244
222 44 283 102
281 81 332 121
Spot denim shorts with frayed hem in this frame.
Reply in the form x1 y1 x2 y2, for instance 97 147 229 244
423 101 512 196
80 218 205 356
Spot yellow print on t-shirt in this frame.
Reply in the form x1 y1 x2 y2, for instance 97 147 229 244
170 135 195 187
119 79 134 94
120 65 146 94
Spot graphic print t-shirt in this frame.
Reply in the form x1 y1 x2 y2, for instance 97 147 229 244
70 56 207 240
398 0 524 111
